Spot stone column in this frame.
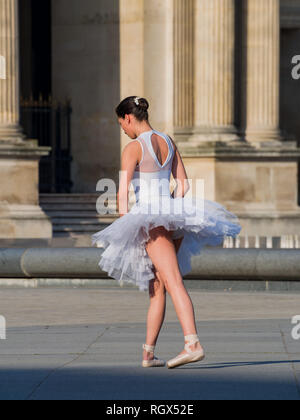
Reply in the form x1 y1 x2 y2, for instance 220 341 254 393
0 0 52 240
0 0 24 143
173 0 195 142
190 0 239 143
242 0 282 145
119 0 144 151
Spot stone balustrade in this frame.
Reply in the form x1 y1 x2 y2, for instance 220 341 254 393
0 248 299 282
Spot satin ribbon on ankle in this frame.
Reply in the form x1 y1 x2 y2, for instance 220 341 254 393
143 344 155 353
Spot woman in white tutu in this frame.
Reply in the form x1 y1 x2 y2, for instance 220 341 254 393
91 96 242 369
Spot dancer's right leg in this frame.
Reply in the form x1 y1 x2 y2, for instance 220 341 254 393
145 226 203 355
143 273 166 361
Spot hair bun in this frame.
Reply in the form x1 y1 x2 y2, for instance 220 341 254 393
133 96 149 111
137 98 149 111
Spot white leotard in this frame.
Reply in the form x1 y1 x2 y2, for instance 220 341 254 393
131 130 175 203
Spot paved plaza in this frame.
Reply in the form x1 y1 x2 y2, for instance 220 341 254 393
0 286 299 400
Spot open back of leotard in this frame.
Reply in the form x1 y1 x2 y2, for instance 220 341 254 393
131 130 175 203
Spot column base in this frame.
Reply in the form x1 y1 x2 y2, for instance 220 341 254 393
0 203 53 239
0 124 26 144
244 128 283 146
173 127 194 143
188 125 241 144
0 140 52 240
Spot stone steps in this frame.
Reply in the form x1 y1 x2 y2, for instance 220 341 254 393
39 194 117 245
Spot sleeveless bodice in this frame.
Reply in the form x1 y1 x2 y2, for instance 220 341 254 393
130 130 175 203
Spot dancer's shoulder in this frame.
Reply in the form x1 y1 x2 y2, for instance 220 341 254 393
166 134 177 152
121 140 141 164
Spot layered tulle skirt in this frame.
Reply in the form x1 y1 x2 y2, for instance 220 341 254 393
91 195 242 292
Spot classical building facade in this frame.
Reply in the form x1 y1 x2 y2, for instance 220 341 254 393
1 0 300 245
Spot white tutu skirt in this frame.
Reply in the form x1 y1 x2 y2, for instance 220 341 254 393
91 196 242 292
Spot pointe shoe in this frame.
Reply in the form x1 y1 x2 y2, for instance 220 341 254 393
142 344 166 368
167 334 205 369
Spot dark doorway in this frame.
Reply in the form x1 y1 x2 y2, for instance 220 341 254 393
18 0 73 194
19 0 52 100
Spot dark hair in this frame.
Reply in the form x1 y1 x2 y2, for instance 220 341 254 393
115 96 149 122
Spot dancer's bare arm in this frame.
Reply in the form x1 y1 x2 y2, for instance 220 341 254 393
168 136 190 198
117 142 139 217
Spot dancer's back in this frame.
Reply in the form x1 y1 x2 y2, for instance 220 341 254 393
131 130 175 203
